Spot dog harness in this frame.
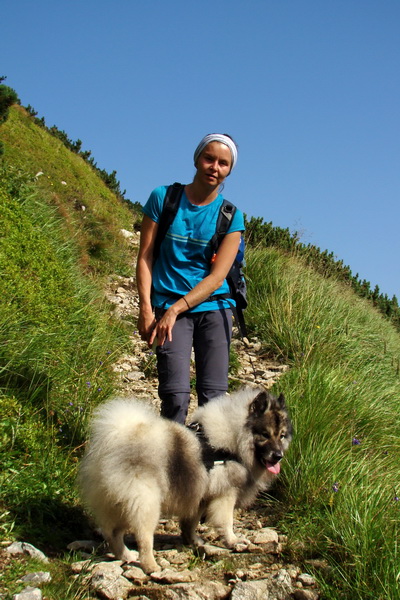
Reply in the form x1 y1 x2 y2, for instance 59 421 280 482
187 421 241 471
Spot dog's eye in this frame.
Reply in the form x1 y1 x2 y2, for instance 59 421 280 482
261 432 270 439
280 432 286 439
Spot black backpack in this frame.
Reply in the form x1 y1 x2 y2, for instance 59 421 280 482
152 182 248 338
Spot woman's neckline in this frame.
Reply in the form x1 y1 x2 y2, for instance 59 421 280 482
184 184 220 207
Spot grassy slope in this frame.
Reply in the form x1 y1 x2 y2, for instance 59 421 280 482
0 107 140 564
246 247 400 599
1 105 399 599
1 106 140 274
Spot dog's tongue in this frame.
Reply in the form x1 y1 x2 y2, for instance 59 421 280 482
267 462 281 475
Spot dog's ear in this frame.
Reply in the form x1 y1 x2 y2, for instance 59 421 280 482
277 393 286 409
249 391 269 416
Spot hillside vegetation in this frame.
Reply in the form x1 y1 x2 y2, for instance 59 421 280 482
0 103 141 548
1 104 139 274
1 94 399 599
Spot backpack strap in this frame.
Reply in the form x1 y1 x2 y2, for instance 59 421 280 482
210 199 237 254
209 200 249 340
152 182 185 264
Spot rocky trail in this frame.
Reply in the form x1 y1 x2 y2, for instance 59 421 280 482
4 231 322 600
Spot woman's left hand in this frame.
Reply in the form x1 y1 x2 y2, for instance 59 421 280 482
149 307 178 346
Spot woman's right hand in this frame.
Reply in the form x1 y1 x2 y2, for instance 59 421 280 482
138 306 157 346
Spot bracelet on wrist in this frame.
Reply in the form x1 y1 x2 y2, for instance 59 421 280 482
182 296 191 310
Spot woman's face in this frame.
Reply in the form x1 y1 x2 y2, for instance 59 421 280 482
195 142 232 188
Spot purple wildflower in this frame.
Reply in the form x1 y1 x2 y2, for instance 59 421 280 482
332 482 339 493
352 437 361 446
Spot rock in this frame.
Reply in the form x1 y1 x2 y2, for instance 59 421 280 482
270 568 293 598
252 528 279 543
151 568 199 584
124 370 145 381
158 556 173 569
230 580 270 600
252 528 279 553
6 542 48 563
297 573 317 587
18 572 51 585
230 571 294 600
120 229 135 239
70 559 95 574
91 561 124 575
286 567 300 579
162 581 231 599
13 588 42 600
89 562 134 599
245 542 261 553
122 565 149 582
248 562 264 570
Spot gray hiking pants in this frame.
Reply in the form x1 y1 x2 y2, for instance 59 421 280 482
155 308 233 424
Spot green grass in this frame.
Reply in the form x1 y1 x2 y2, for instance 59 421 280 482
245 247 400 599
0 159 133 580
1 106 141 275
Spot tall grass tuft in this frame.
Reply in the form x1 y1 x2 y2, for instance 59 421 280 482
246 247 400 599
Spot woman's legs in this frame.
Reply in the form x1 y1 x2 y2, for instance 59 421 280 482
156 313 194 423
156 309 233 422
193 309 233 406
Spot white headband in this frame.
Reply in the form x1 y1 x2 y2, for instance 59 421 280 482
193 134 238 171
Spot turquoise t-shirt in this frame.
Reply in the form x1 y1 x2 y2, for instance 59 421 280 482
143 185 245 312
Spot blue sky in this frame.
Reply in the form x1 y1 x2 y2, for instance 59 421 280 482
3 0 399 299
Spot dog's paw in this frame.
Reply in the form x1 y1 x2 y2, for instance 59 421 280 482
181 532 204 547
121 549 140 564
223 533 251 548
140 558 161 574
234 535 251 545
231 536 252 552
190 534 205 547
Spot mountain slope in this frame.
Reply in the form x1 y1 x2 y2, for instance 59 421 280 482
1 99 400 599
1 105 140 274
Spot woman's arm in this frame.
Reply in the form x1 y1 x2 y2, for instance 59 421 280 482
136 215 158 342
150 230 242 346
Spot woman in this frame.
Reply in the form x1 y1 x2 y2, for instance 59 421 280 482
137 133 245 423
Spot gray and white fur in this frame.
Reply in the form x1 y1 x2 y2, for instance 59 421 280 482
79 386 292 574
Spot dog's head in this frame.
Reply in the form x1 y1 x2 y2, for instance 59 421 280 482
247 390 292 474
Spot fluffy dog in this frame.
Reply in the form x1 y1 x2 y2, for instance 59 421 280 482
79 386 292 573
